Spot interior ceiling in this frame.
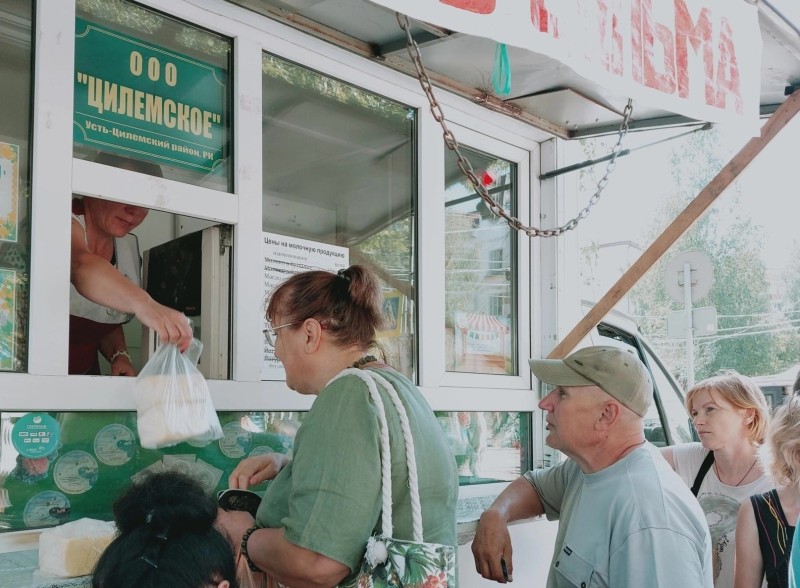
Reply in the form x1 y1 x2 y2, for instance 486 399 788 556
231 0 800 138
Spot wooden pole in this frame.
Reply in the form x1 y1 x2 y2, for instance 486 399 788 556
548 90 800 359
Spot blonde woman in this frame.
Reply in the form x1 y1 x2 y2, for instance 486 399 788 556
734 395 800 588
661 372 772 587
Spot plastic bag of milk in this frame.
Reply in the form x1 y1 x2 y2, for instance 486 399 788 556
133 337 223 449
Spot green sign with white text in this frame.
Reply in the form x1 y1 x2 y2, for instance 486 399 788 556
74 18 228 173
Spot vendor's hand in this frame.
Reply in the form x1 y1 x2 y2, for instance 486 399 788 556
472 509 513 583
111 355 137 377
134 298 193 352
229 453 291 489
215 508 256 550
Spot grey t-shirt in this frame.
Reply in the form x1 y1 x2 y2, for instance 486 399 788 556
524 443 712 588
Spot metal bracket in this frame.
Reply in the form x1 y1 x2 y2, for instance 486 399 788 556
219 225 233 255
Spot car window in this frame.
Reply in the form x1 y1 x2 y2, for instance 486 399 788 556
640 342 695 444
597 323 691 447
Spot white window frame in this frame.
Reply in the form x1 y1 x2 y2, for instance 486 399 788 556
427 123 534 392
12 0 553 444
0 0 566 553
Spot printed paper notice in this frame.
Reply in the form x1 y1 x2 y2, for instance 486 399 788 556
0 142 20 243
262 233 348 380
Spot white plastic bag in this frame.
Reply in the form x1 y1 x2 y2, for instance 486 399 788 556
133 338 223 449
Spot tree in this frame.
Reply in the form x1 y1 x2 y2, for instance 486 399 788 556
629 129 800 384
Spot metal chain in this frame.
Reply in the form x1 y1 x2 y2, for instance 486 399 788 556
397 13 634 237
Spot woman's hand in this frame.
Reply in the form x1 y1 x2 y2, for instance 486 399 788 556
110 354 136 376
133 298 193 352
229 453 291 489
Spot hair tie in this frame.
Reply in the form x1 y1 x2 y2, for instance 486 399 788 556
337 268 350 282
140 510 169 568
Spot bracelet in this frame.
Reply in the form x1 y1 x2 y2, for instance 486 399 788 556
241 525 261 572
109 349 131 363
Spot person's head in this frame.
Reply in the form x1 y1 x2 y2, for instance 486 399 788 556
80 197 149 238
92 471 236 588
685 371 769 449
530 346 653 457
265 265 384 391
79 153 162 238
793 368 800 394
761 395 800 487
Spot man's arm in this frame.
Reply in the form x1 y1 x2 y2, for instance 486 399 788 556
471 476 545 583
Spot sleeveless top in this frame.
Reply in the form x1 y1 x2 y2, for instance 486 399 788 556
752 489 796 588
673 443 772 587
69 213 142 323
69 212 142 374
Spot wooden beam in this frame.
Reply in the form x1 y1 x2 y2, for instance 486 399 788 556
548 90 800 359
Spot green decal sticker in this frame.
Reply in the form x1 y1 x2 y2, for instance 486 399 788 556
12 413 60 459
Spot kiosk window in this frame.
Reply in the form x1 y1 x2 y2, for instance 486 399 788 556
435 411 531 485
261 53 417 380
444 147 518 375
0 0 33 373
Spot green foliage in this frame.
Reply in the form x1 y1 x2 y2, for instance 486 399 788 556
630 129 800 384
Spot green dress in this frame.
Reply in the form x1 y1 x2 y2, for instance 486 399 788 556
256 367 458 579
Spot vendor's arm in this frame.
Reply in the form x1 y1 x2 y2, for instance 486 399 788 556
71 219 192 351
98 325 136 376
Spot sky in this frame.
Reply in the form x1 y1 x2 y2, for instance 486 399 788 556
569 112 800 273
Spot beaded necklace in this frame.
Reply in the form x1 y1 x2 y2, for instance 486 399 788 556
352 355 377 368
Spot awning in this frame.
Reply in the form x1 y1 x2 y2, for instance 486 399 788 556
456 312 510 334
369 0 761 132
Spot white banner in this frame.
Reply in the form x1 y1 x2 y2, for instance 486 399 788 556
371 0 761 131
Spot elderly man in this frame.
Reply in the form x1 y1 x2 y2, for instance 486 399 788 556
472 346 712 587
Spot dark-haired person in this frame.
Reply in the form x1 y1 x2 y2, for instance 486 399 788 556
216 265 458 587
660 372 771 586
93 471 237 588
734 395 800 588
70 153 192 375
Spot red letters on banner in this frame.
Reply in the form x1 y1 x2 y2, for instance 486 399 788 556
440 0 742 114
531 0 558 37
439 0 495 14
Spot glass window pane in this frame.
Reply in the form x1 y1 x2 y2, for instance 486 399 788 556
0 410 304 532
0 0 33 372
445 147 517 375
261 54 416 380
642 344 695 444
69 200 231 378
74 0 233 192
435 411 530 485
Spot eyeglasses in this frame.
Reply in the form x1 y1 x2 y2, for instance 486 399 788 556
263 319 330 347
263 320 302 347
